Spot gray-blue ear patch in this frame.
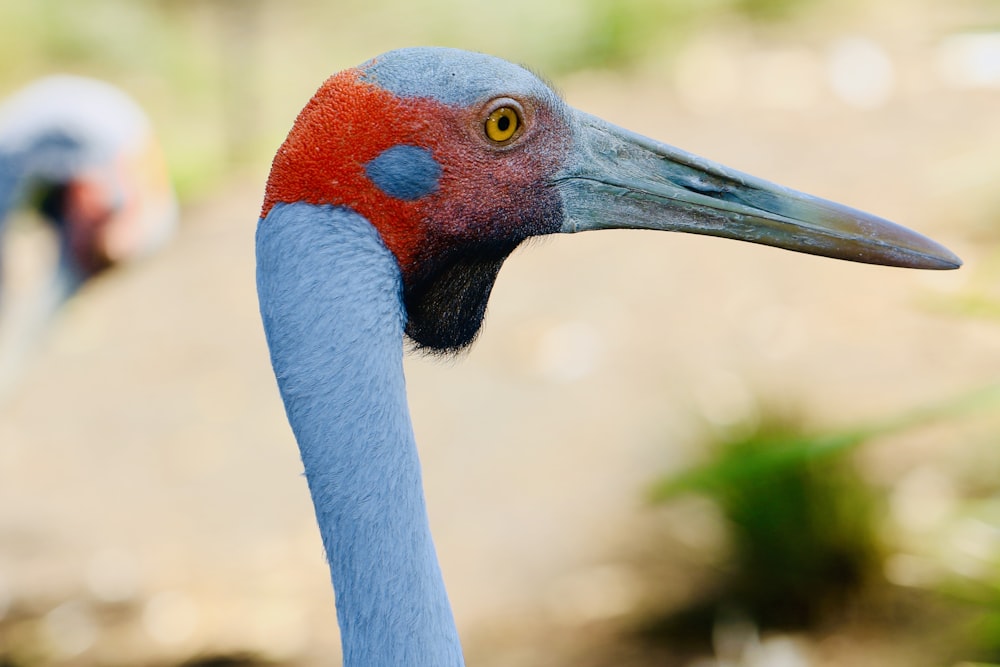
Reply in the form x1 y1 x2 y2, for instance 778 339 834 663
364 145 441 201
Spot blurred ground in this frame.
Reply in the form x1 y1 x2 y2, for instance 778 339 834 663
2 2 1000 666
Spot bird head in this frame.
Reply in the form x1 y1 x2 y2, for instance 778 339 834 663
262 47 960 353
54 136 176 281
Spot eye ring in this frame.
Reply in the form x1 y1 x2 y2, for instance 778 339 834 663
484 104 522 144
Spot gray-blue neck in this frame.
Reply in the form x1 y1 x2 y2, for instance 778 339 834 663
0 147 86 399
256 202 464 666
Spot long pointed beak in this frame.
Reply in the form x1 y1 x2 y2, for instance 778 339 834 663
553 112 961 270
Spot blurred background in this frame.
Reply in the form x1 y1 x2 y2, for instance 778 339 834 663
0 0 999 665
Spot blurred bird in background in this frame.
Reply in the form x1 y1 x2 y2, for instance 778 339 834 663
0 75 177 396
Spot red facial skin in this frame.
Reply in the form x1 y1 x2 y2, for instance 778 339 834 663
262 69 570 284
63 178 116 275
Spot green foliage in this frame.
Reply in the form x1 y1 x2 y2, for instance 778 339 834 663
542 0 827 73
644 384 1000 658
653 411 882 628
652 384 1000 503
712 421 877 623
547 0 703 72
731 0 821 21
649 423 865 502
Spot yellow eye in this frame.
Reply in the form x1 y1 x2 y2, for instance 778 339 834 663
485 106 520 143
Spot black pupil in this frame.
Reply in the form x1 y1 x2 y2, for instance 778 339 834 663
497 114 511 132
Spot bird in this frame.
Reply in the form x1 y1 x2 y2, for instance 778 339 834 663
0 75 177 394
255 47 960 666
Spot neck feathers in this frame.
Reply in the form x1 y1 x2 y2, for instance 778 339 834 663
256 203 464 666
